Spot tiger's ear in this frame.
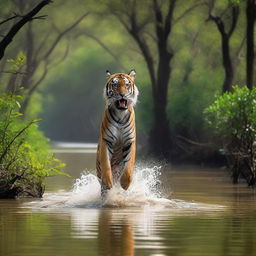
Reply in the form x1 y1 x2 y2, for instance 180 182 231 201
106 70 111 79
128 69 136 81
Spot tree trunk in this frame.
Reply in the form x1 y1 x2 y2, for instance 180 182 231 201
222 35 234 93
246 0 255 89
150 91 172 159
149 47 173 159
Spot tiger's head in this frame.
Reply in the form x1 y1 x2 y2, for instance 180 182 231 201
104 69 139 111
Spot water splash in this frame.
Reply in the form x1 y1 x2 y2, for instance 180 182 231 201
67 165 168 208
29 165 224 211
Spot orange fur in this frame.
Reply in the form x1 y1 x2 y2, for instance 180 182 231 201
96 71 138 193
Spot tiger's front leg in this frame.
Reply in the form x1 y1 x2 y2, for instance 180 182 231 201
120 141 136 190
97 139 113 192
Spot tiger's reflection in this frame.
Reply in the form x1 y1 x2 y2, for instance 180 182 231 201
98 210 134 256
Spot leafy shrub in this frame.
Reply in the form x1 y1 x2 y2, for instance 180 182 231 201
0 93 65 198
204 86 256 186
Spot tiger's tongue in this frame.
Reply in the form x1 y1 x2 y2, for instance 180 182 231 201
119 100 126 107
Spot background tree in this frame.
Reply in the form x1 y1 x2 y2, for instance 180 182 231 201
246 0 256 89
1 1 89 114
207 0 240 93
99 0 203 158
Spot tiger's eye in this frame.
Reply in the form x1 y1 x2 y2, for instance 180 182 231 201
124 77 130 87
112 78 119 87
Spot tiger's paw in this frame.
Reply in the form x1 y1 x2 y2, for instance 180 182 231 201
101 187 109 201
120 174 132 190
101 174 113 190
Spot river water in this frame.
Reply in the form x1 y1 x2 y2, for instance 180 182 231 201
0 143 256 256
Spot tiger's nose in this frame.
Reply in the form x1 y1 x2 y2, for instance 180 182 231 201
120 93 125 97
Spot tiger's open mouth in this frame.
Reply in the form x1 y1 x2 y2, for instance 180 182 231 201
115 99 128 110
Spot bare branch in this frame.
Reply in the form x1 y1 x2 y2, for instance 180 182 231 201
34 27 53 60
207 3 239 39
173 2 205 25
50 40 70 67
28 63 48 96
164 0 177 35
227 5 239 37
153 0 164 40
208 14 226 36
0 0 52 60
0 14 20 26
82 32 127 71
31 15 48 20
43 12 89 60
113 12 131 32
110 2 156 86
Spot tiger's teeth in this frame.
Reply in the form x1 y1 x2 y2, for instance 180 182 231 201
120 101 125 107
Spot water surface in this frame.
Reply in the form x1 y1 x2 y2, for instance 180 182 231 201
0 144 256 256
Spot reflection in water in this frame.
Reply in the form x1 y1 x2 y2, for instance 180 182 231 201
69 208 170 256
1 146 256 256
98 211 134 256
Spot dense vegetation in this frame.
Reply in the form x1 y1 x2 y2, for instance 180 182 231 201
205 86 256 186
0 93 64 198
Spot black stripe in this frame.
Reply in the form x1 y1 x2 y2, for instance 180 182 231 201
106 126 117 140
121 113 130 125
104 138 112 146
123 143 132 153
123 136 134 146
123 130 134 141
123 119 132 129
123 151 130 160
109 109 119 123
123 157 131 163
123 126 134 137
106 114 118 129
102 122 116 141
106 84 109 97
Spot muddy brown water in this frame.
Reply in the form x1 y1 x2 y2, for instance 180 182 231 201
0 143 256 256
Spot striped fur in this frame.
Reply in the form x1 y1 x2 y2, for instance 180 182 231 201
96 70 138 193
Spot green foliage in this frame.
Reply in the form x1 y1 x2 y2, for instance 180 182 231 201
0 93 65 198
7 52 26 73
229 0 242 6
204 86 256 140
204 86 256 185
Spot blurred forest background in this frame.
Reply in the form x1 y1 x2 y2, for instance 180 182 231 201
0 0 254 164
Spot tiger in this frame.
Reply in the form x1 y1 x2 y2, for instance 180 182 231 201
96 69 139 196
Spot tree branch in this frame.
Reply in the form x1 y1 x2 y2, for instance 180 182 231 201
208 14 226 36
0 14 20 26
115 3 156 88
50 40 70 67
173 2 204 25
43 13 89 60
0 0 52 60
228 5 239 37
28 63 48 96
82 32 127 71
164 0 177 36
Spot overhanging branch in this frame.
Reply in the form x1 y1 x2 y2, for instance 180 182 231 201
0 0 52 61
